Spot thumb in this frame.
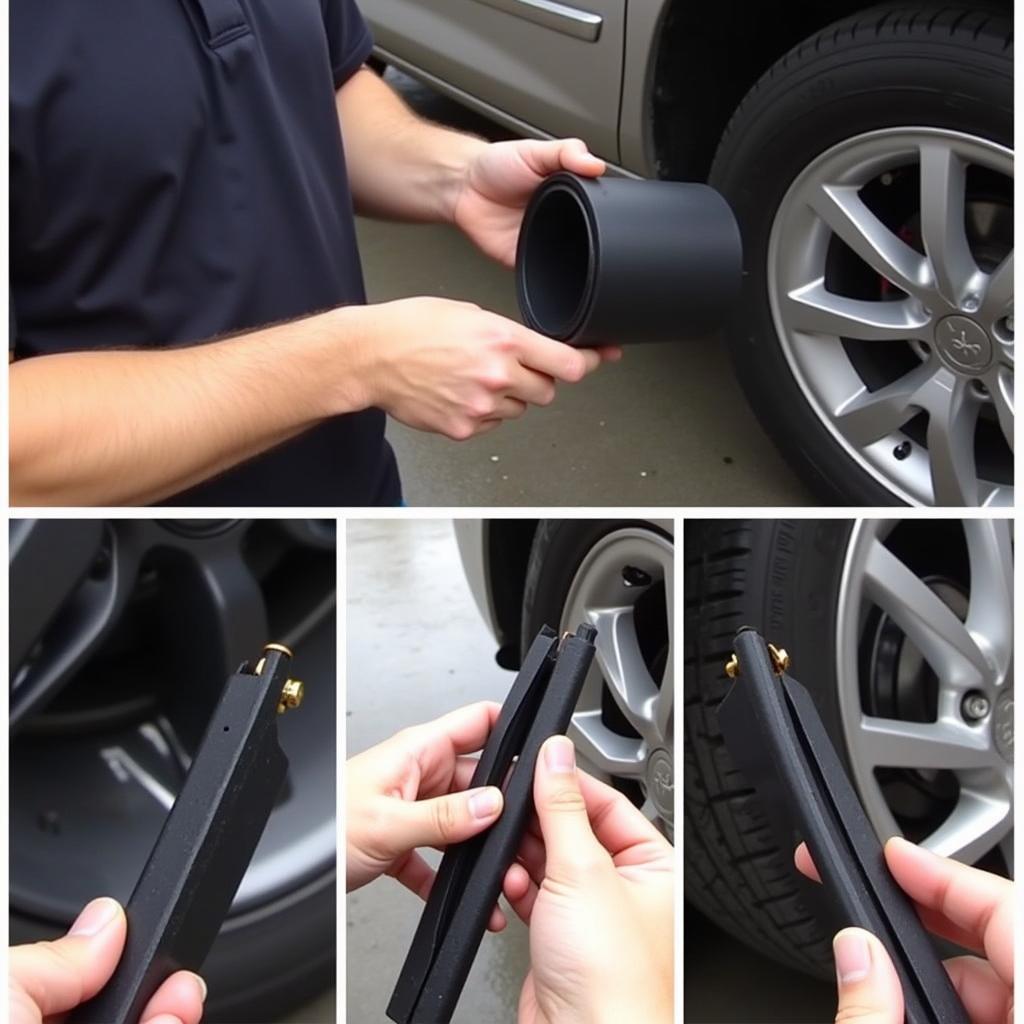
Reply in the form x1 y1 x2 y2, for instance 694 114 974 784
533 736 608 880
389 785 504 850
9 897 126 1019
833 928 904 1023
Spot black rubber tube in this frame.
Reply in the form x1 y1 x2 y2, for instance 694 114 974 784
515 172 742 346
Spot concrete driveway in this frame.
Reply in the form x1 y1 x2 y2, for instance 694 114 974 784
345 519 528 1022
357 71 814 507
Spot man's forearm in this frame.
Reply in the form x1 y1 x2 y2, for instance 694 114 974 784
10 309 370 506
336 67 485 223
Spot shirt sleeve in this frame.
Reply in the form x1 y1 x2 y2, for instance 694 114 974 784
321 0 374 88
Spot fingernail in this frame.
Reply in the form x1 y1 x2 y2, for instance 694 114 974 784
468 787 502 819
834 930 871 984
545 736 575 774
68 897 121 937
190 972 208 1003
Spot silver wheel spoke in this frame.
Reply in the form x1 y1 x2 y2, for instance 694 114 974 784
859 716 994 771
981 251 1014 323
863 539 990 689
588 606 660 742
963 520 1014 679
917 369 981 505
810 184 932 298
785 280 929 341
568 710 647 778
999 834 1015 876
833 361 934 446
924 780 1013 864
919 141 980 306
993 366 1015 452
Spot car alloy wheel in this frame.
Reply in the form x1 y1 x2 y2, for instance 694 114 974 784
557 527 674 837
769 127 1013 506
835 518 1013 874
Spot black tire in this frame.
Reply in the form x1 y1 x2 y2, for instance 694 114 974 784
683 519 853 975
709 5 1014 506
521 520 629 652
521 519 675 832
520 519 672 656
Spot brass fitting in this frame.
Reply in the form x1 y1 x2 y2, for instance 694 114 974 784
768 644 790 675
725 644 790 679
277 678 304 715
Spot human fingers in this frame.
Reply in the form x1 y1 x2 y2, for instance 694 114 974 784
796 840 988 955
400 702 502 793
391 848 507 932
139 971 207 1024
492 396 528 420
532 737 611 882
944 955 1013 1024
513 138 605 180
832 928 904 1023
510 328 601 383
9 897 125 1018
885 837 1013 984
574 769 674 870
506 366 557 408
387 786 504 853
502 861 540 925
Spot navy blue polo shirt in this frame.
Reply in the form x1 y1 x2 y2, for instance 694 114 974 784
11 0 401 506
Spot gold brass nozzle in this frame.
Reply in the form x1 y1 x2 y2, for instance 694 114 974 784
725 644 789 679
768 644 790 675
277 678 304 714
254 643 295 677
263 642 294 658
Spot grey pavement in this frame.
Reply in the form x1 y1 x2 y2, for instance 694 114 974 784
357 71 814 507
345 519 529 1023
684 905 835 1023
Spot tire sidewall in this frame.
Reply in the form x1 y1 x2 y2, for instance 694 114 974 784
710 24 1013 505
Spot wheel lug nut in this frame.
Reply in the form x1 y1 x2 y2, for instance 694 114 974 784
963 294 980 312
893 440 912 461
961 692 991 722
622 565 652 588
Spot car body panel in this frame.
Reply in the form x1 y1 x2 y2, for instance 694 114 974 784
361 0 629 161
452 519 499 637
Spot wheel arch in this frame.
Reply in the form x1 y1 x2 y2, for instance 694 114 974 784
482 519 540 670
644 0 1011 181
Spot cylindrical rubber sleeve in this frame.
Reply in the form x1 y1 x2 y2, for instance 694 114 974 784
515 172 741 346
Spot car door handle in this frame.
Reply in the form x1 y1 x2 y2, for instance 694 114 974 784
474 0 603 42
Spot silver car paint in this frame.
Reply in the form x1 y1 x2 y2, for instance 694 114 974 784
361 0 667 174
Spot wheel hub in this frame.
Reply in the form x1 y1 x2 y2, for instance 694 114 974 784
933 315 994 375
646 747 675 824
993 689 1014 763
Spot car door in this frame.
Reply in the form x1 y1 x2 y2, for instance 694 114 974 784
360 0 625 161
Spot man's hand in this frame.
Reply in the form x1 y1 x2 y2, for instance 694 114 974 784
10 897 206 1024
351 296 618 441
452 138 606 266
796 837 1013 1024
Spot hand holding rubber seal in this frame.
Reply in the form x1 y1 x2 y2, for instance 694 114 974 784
717 628 968 1024
388 623 597 1024
68 644 301 1024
